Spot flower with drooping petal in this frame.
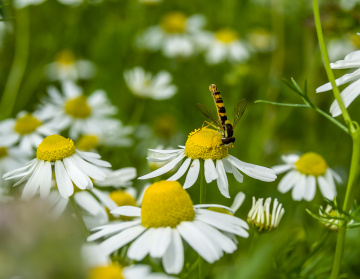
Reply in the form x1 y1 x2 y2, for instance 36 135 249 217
136 12 206 58
247 197 285 232
138 128 276 198
36 81 118 139
3 135 111 200
88 180 249 274
124 67 177 100
316 41 360 117
272 153 341 201
45 49 96 81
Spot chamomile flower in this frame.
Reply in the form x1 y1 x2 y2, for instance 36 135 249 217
139 128 277 198
88 180 249 274
136 12 206 58
37 81 118 139
316 41 360 117
247 197 284 232
200 28 251 65
0 112 56 154
45 50 96 81
272 153 342 201
124 67 177 100
3 135 111 200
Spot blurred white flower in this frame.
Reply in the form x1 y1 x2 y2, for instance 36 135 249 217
198 28 251 65
247 28 276 53
272 153 342 201
124 67 177 100
13 0 45 9
45 50 96 81
0 111 56 154
137 12 206 58
36 81 118 139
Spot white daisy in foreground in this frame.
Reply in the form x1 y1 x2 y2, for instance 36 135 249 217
199 28 251 65
88 180 249 274
247 197 284 232
45 49 96 81
37 81 118 139
316 43 360 117
13 0 45 9
83 244 176 279
3 135 111 200
139 128 276 198
124 67 177 100
272 152 342 201
137 12 206 58
0 111 55 154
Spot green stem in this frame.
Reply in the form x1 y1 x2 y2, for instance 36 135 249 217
0 7 29 120
199 162 206 279
69 195 90 238
312 0 353 131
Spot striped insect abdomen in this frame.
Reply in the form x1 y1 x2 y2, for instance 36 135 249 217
209 84 228 125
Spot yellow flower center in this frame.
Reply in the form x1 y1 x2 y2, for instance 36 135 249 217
14 113 42 135
215 28 239 43
108 190 138 221
141 180 195 228
64 96 92 118
185 128 228 160
36 135 76 161
295 152 327 176
76 135 99 151
89 264 124 279
160 12 187 34
56 49 76 66
0 147 8 159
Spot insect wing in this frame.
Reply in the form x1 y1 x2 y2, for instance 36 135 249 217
196 103 222 127
233 99 247 128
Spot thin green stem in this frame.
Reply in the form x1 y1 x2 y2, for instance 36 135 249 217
69 195 90 238
0 8 29 120
312 0 353 131
199 162 206 279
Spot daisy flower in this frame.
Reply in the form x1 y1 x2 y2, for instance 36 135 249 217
83 244 176 279
0 111 56 154
138 128 277 198
3 134 111 200
36 81 118 139
272 152 342 201
316 41 360 117
45 50 96 81
88 180 249 274
136 12 206 58
199 28 251 65
124 67 177 100
247 197 285 232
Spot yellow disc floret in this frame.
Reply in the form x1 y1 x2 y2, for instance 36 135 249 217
89 264 124 279
215 28 239 44
160 12 187 34
36 135 76 161
108 190 137 221
56 49 76 66
76 135 99 151
0 147 8 159
64 96 92 118
185 128 228 160
295 152 327 176
141 180 195 228
14 113 42 135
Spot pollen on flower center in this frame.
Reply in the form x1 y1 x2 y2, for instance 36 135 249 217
141 180 195 228
76 134 99 151
0 147 8 159
108 190 138 221
64 96 92 118
295 152 327 176
56 49 76 66
36 135 76 161
215 28 239 43
160 12 187 34
89 264 124 279
14 113 42 135
185 128 228 160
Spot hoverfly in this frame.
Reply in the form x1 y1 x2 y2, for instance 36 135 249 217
196 84 247 145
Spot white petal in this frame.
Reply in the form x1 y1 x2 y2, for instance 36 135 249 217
111 206 141 217
330 79 360 117
55 160 74 198
304 175 316 201
318 171 336 200
88 220 141 241
127 228 156 261
230 192 245 213
183 159 200 189
39 161 52 199
204 159 218 183
291 174 307 201
272 164 293 174
216 160 230 198
277 170 300 193
162 229 184 274
150 227 172 258
167 158 191 181
63 157 88 190
21 161 43 200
